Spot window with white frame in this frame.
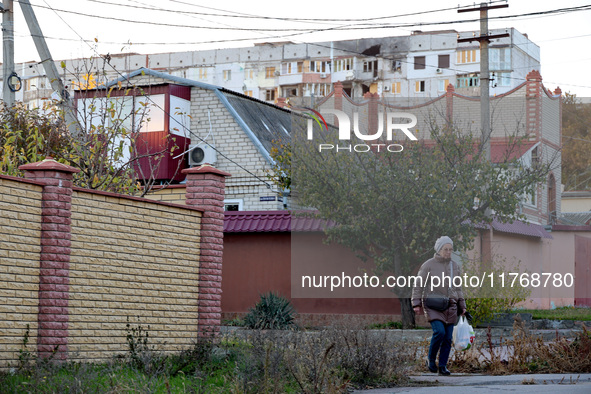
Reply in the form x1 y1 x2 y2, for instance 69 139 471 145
310 61 330 73
281 62 302 75
492 72 511 87
519 146 540 207
522 185 537 207
335 58 353 72
415 80 426 92
438 79 450 92
265 89 276 101
281 62 292 74
265 67 276 78
490 47 511 70
456 49 479 64
304 83 331 97
224 199 243 211
456 74 480 88
363 60 378 73
284 87 298 97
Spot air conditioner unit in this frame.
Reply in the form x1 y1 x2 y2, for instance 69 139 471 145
274 70 280 76
320 73 328 78
188 144 217 166
436 68 442 74
345 71 355 80
383 85 391 92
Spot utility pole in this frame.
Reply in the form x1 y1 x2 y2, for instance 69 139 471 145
458 2 509 162
2 0 15 106
458 2 510 268
19 0 79 134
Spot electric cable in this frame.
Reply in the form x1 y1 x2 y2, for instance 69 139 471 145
19 1 591 33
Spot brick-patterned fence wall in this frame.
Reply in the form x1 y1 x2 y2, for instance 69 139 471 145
67 190 203 361
0 158 229 368
0 176 44 366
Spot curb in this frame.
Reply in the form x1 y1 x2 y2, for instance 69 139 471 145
410 373 591 386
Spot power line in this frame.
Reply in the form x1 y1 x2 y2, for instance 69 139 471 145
86 0 470 23
20 1 591 34
537 33 591 43
563 136 591 144
17 4 319 32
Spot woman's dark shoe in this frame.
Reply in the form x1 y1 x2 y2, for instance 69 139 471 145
426 359 437 373
438 366 451 376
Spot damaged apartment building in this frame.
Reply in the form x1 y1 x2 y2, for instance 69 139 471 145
7 28 539 108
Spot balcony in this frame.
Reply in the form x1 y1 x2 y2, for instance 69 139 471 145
24 88 54 102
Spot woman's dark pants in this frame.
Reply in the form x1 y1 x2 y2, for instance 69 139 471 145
428 320 454 368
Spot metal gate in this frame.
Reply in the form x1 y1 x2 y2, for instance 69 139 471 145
575 235 591 307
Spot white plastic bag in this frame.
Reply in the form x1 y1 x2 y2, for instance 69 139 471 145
453 316 475 351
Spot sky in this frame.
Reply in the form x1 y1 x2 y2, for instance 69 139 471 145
4 0 591 97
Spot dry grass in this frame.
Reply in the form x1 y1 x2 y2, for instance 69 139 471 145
446 316 591 375
5 317 591 393
233 318 416 393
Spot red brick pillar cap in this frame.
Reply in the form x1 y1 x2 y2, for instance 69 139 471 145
526 70 542 81
276 97 287 108
19 156 80 174
182 164 231 177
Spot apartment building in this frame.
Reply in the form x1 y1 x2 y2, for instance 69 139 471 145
4 28 539 108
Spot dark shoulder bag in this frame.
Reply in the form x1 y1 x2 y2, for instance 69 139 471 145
424 294 449 311
423 262 451 311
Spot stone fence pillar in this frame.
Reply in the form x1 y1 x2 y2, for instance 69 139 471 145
182 164 231 338
19 157 79 359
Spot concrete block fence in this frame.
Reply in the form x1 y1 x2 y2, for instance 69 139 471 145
0 157 229 367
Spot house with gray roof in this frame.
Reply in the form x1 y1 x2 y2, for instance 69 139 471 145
74 67 291 211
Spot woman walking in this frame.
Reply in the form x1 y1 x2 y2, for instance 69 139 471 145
412 236 467 376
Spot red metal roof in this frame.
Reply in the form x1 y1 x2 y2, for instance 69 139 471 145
224 210 332 232
490 141 537 163
224 210 290 232
477 217 553 239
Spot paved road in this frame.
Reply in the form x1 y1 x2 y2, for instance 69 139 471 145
353 373 591 393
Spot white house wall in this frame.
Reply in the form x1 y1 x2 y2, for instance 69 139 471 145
189 88 283 211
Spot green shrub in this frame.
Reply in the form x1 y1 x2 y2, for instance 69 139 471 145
462 256 531 327
125 317 167 375
244 292 297 330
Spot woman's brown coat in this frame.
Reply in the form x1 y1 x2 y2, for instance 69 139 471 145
411 254 467 324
